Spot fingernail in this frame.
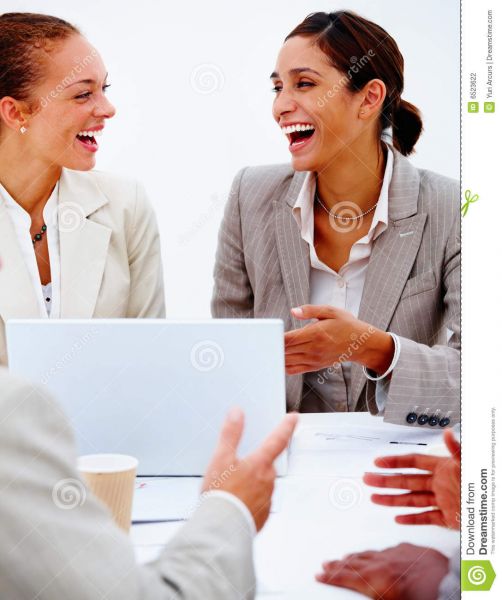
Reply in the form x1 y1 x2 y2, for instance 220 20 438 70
292 307 303 316
228 407 241 422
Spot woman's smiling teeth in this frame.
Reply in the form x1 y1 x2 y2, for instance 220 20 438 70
76 129 102 152
77 129 103 138
281 123 315 135
281 123 316 150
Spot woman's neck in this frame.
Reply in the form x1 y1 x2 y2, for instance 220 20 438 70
315 140 387 213
0 148 61 216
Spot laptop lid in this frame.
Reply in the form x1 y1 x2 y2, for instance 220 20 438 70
6 319 287 476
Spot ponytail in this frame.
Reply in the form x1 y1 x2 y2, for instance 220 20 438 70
391 99 423 156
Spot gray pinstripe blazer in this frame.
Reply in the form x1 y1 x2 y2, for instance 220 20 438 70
211 147 460 427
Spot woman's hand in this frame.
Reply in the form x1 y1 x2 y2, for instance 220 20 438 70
284 304 394 375
363 430 461 529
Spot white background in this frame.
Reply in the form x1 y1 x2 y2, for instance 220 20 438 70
3 0 460 316
462 0 501 595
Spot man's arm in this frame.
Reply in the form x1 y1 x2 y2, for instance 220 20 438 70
0 370 254 600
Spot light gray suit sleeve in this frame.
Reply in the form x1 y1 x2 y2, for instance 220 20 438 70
0 370 255 600
377 207 460 426
211 168 254 318
437 546 460 600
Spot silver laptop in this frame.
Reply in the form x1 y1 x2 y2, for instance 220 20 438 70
6 319 287 475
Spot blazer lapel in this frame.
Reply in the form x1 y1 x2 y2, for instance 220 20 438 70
273 171 310 327
59 169 112 318
350 150 428 408
0 203 41 321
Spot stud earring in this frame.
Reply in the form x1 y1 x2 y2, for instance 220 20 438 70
20 126 27 134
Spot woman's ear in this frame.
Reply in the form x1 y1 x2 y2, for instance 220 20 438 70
0 96 29 132
358 79 386 119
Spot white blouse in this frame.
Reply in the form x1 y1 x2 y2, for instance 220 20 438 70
292 147 398 412
0 182 61 318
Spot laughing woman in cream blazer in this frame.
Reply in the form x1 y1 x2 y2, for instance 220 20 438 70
212 11 460 427
0 13 164 365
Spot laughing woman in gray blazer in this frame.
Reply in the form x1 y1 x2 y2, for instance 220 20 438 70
212 11 460 427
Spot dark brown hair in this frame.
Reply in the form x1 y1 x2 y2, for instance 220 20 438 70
0 12 79 107
286 10 423 156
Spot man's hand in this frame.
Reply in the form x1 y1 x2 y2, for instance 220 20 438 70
316 543 450 600
284 305 394 376
363 430 460 528
201 408 298 531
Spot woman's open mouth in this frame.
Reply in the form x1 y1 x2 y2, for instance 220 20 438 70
75 129 102 153
281 123 316 153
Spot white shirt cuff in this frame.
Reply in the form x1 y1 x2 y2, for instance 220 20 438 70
363 332 401 382
375 375 391 414
203 490 256 536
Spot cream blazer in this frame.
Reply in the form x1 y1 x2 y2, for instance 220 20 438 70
0 168 165 365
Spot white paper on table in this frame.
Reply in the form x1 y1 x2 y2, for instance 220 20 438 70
132 478 201 523
290 424 446 453
132 477 284 523
286 422 458 477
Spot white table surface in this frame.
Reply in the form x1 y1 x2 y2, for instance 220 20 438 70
130 413 459 598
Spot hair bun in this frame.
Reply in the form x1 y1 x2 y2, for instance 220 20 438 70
392 99 423 156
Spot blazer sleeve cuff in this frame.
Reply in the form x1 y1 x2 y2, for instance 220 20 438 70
363 332 401 381
203 490 256 536
379 335 460 426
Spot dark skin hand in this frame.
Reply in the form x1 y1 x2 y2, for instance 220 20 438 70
363 430 460 529
316 543 450 600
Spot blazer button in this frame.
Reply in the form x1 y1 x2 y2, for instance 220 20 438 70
417 414 429 425
439 417 451 427
406 412 418 424
428 415 439 426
